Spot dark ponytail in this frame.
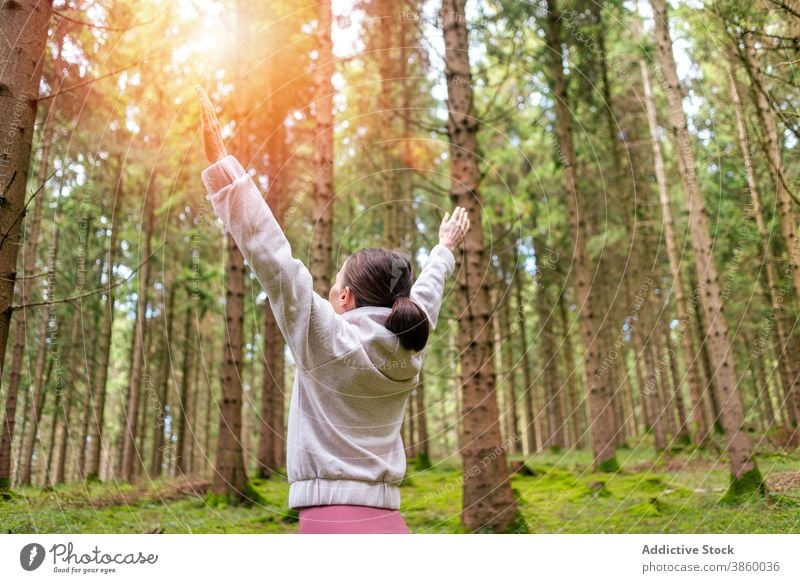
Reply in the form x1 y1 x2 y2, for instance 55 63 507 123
341 248 430 352
385 295 430 352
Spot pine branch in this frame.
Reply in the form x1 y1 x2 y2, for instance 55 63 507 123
12 244 163 311
0 171 57 253
37 49 169 102
53 10 160 32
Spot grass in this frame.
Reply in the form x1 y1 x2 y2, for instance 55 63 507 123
2 436 799 534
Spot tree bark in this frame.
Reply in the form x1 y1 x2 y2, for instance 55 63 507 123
546 0 617 470
514 270 537 455
0 0 53 490
558 290 583 449
310 0 334 296
652 0 763 494
414 370 430 465
120 171 154 482
17 194 63 485
442 0 517 532
500 266 521 455
536 264 563 451
727 63 800 429
84 161 123 481
174 302 193 476
257 304 281 477
740 32 800 314
639 56 707 445
54 209 92 485
150 281 175 477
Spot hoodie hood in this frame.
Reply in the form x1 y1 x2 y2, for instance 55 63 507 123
340 305 424 382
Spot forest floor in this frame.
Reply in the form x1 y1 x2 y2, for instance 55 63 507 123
3 434 799 534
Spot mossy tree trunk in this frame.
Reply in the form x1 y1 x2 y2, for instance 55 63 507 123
652 0 763 498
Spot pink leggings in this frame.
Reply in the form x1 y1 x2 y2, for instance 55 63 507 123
298 505 410 534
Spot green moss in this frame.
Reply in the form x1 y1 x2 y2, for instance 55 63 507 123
588 481 612 498
627 498 663 517
720 466 767 504
204 480 266 508
5 439 800 534
399 473 415 487
413 453 432 471
281 508 300 523
505 487 530 533
596 456 620 473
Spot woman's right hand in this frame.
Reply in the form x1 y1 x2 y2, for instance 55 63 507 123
439 206 471 252
197 85 228 164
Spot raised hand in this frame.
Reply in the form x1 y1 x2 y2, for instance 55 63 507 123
196 85 228 163
439 206 471 252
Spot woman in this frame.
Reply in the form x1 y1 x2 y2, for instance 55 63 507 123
197 87 470 533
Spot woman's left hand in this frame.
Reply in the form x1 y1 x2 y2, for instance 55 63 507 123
197 85 228 163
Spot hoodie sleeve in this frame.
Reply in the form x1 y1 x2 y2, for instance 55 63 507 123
409 243 456 331
201 155 358 370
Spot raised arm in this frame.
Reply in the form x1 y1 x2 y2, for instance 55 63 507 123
197 87 357 370
410 207 470 330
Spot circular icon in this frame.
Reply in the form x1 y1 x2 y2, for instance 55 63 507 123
20 543 46 571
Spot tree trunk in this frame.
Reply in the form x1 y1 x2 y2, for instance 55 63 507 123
150 281 176 477
490 285 509 446
76 271 101 481
740 32 800 315
175 303 193 476
514 271 537 455
653 310 677 446
652 0 763 495
189 325 203 474
18 196 63 486
442 0 517 533
414 370 430 466
727 63 800 429
211 1 253 502
257 304 278 477
120 173 154 483
53 212 92 485
558 291 583 449
85 161 124 481
536 267 563 451
1 95 54 490
546 0 617 470
500 267 521 455
664 323 691 444
212 230 250 501
639 56 707 446
0 0 53 490
406 376 417 459
310 0 334 296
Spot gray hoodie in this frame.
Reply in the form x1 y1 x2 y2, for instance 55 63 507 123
202 155 456 510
